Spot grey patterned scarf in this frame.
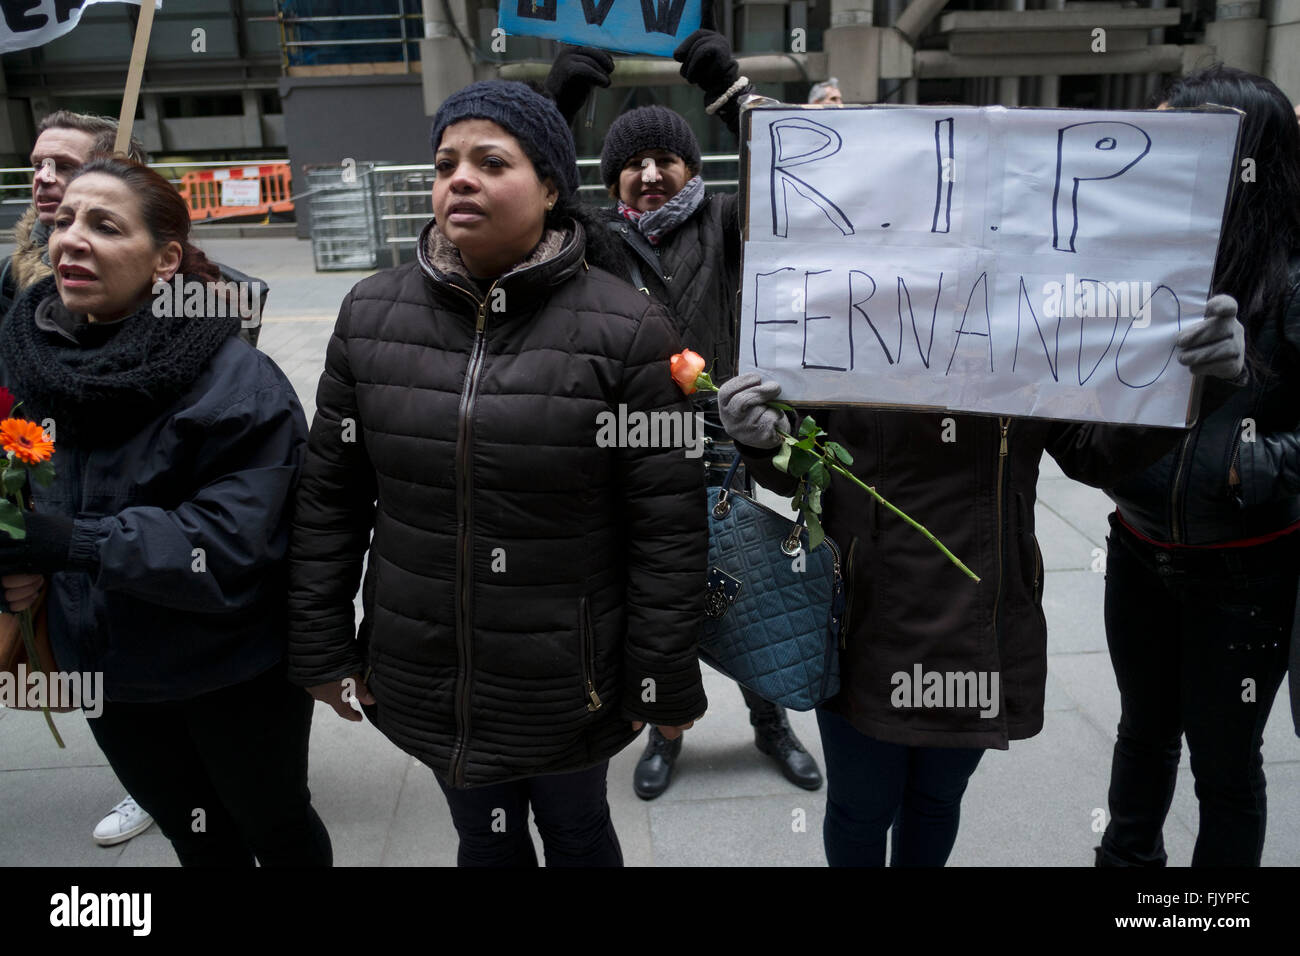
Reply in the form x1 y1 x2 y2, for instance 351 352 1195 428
617 175 706 245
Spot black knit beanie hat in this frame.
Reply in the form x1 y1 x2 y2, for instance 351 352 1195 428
430 80 579 199
600 105 702 188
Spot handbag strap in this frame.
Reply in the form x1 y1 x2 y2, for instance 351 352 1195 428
716 454 808 555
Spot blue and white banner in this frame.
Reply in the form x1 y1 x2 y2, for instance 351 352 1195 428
498 0 703 57
1 0 162 56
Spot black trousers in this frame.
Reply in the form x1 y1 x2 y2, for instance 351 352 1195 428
87 664 332 867
435 760 622 867
1100 514 1296 866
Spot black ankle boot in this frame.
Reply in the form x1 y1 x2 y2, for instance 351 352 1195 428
751 703 823 791
633 726 682 800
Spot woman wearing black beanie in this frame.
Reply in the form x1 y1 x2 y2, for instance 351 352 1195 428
545 30 824 800
287 79 708 867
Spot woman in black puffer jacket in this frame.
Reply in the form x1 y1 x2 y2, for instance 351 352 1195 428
287 81 708 867
1097 67 1300 868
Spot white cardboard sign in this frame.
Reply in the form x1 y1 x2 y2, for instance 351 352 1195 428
739 105 1241 427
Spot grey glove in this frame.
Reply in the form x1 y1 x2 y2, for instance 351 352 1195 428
718 373 790 449
1176 294 1246 382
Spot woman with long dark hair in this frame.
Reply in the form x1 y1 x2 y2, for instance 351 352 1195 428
287 80 708 867
1097 66 1300 867
0 158 330 866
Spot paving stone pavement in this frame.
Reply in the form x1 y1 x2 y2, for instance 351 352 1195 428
1 236 1296 867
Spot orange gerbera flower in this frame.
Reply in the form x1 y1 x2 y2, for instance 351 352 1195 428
0 418 54 465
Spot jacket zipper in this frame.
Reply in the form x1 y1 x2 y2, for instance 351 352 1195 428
991 418 1010 637
448 280 495 787
578 596 602 712
1168 432 1193 545
1225 416 1245 502
826 535 843 643
839 537 857 648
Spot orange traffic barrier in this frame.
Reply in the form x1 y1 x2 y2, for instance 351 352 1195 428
177 163 294 222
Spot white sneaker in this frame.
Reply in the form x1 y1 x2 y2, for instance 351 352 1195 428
92 796 154 847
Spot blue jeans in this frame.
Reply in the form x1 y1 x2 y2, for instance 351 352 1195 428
816 707 985 866
435 760 622 867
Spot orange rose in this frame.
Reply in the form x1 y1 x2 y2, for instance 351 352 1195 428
670 349 707 395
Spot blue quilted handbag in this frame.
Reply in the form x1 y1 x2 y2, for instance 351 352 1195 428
699 457 846 711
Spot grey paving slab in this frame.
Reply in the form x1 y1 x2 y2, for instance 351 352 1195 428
377 756 461 867
1037 476 1114 548
1035 503 1102 571
111 826 179 867
951 709 1198 867
1041 569 1109 654
0 704 107 771
304 701 409 829
0 765 134 867
1039 453 1067 481
1043 667 1076 713
648 794 827 866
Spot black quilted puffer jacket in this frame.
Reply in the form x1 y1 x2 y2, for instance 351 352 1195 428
605 192 742 381
287 217 708 788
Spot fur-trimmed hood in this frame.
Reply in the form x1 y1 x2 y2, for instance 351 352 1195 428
8 206 52 291
419 217 569 286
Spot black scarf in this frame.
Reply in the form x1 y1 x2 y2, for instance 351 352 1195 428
0 276 240 444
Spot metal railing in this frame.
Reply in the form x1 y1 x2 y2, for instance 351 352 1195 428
249 2 423 73
367 154 741 265
0 159 293 206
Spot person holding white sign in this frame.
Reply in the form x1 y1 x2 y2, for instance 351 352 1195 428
719 266 1247 867
1097 67 1300 868
546 29 827 799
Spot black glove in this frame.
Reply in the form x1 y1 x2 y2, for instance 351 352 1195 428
674 29 739 100
0 511 76 576
544 45 615 125
673 28 751 136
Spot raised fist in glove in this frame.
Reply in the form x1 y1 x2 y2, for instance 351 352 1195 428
673 28 739 100
718 373 792 449
1175 294 1246 383
544 45 615 124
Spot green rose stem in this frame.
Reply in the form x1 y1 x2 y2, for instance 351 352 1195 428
693 373 980 583
806 435 980 582
0 415 65 747
18 609 64 748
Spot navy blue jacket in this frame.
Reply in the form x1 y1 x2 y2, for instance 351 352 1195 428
0 335 308 702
